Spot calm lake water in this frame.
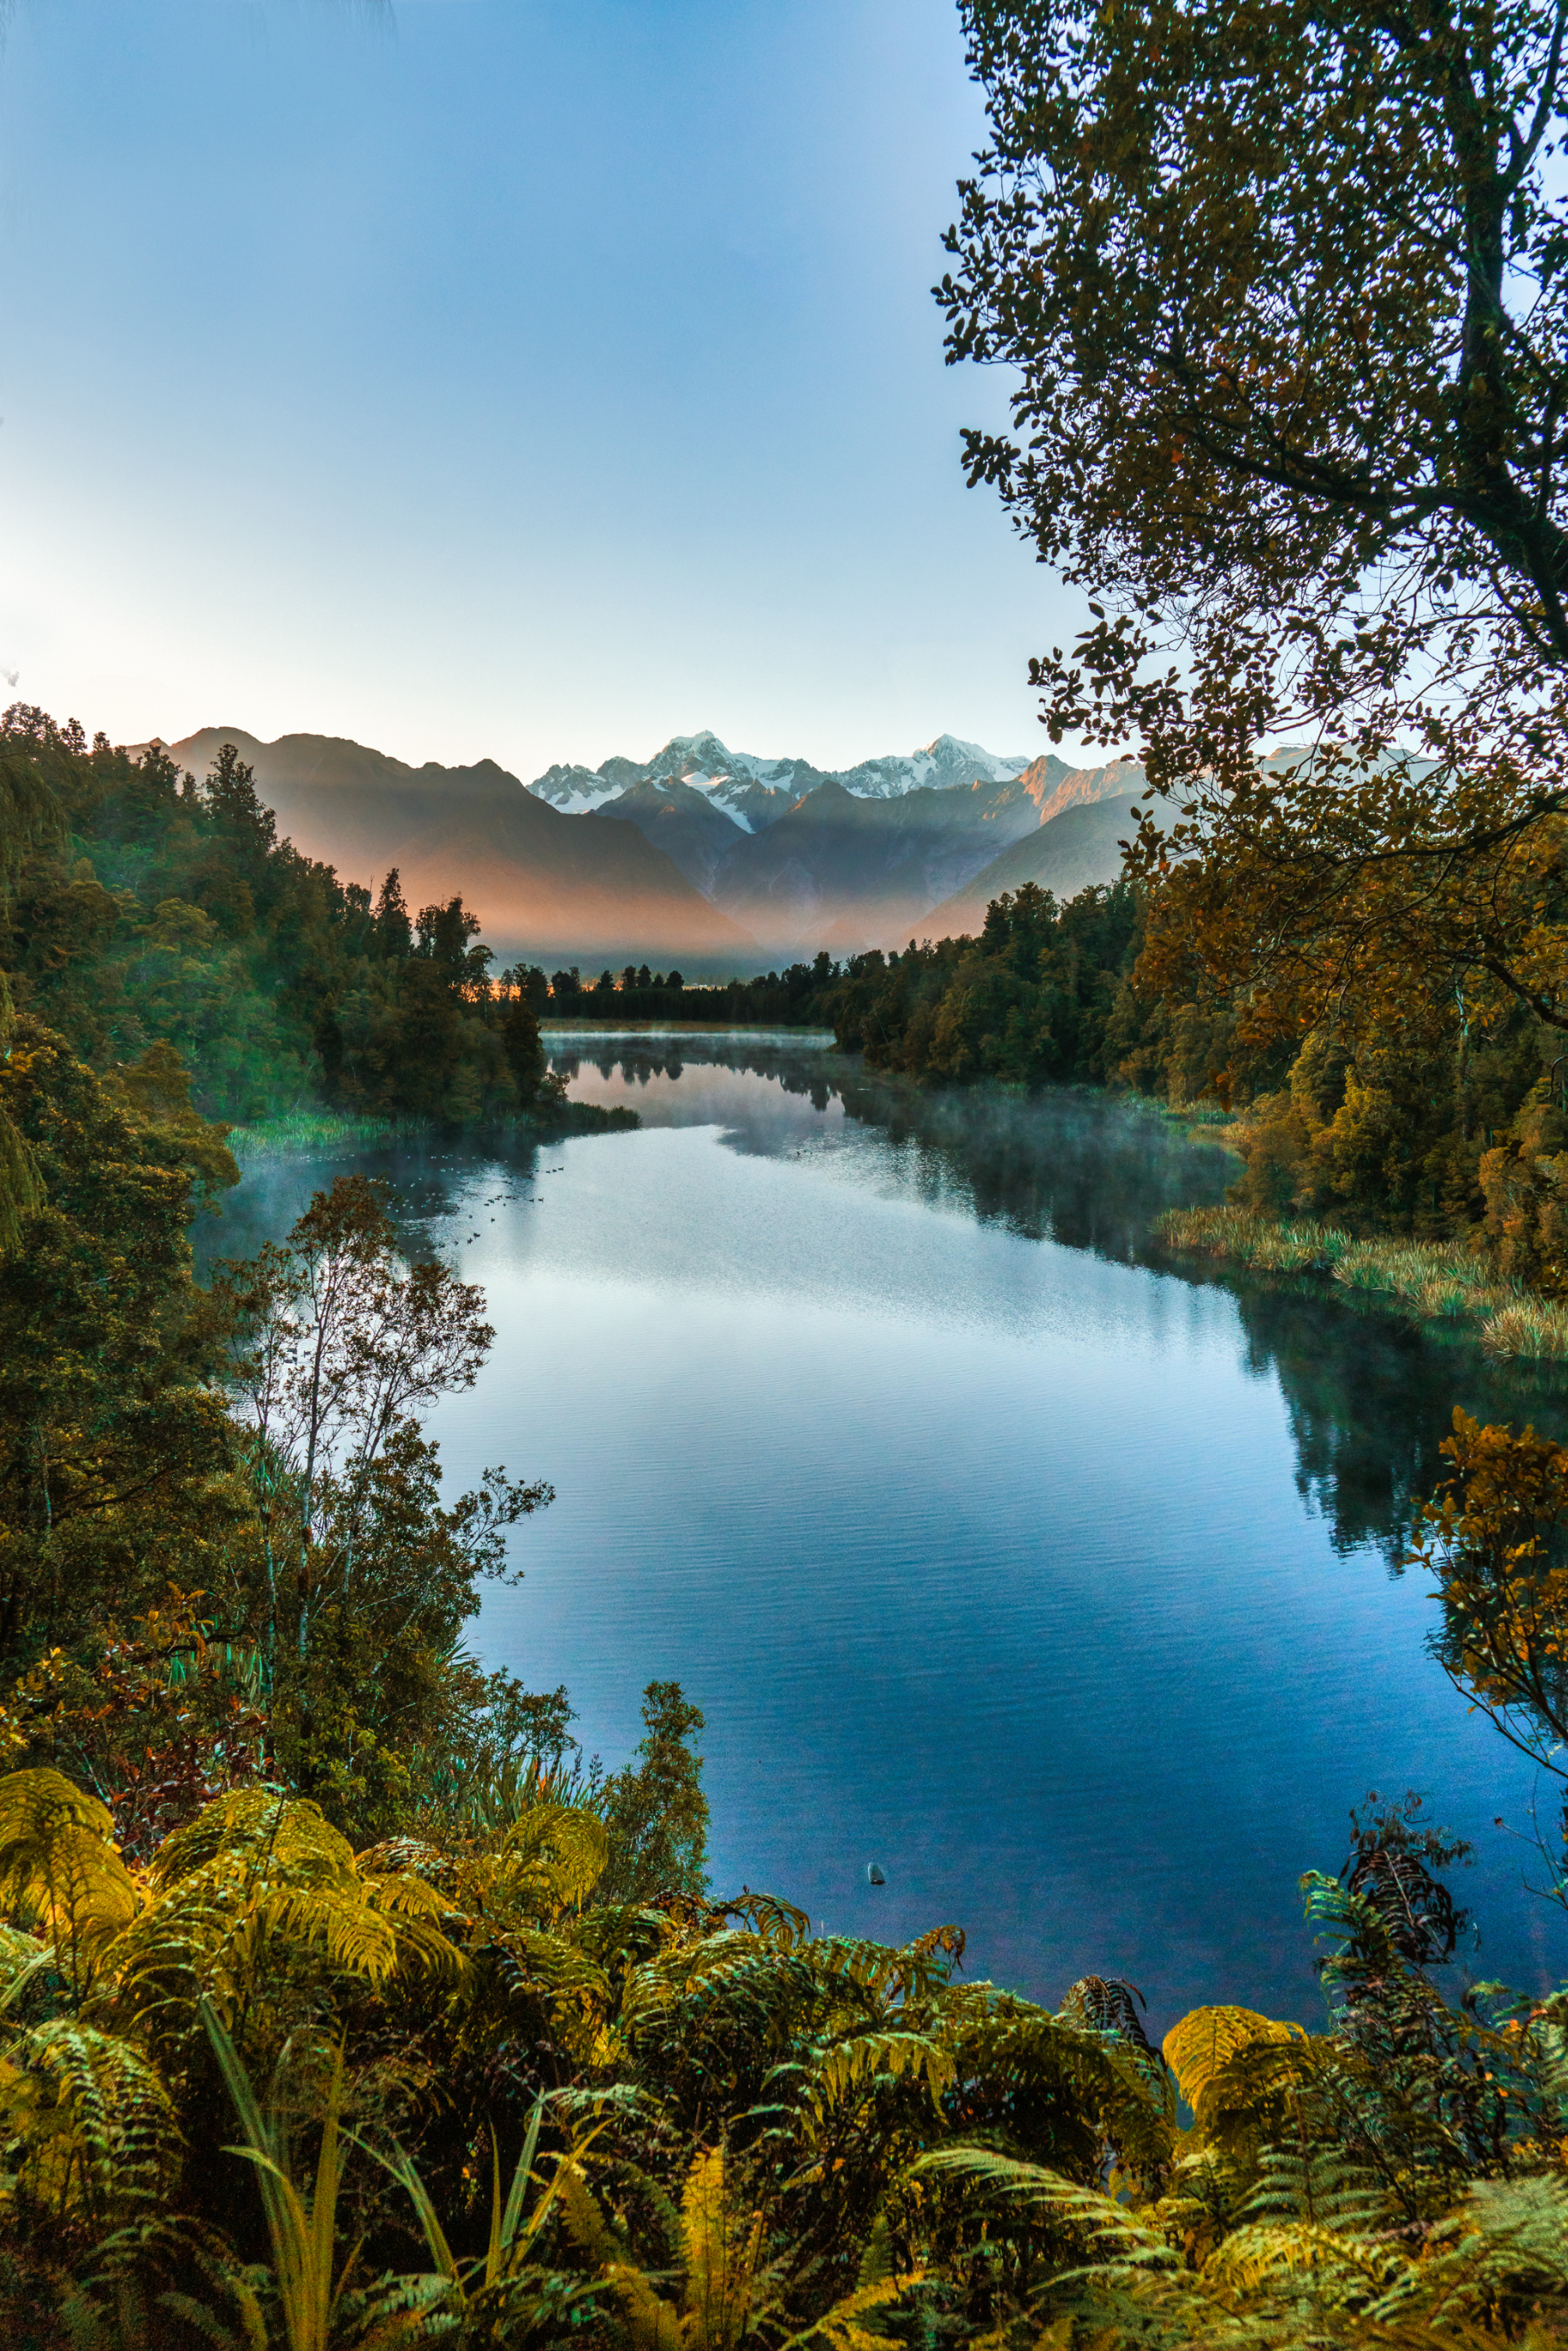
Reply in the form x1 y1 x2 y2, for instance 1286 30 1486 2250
215 1036 1568 2032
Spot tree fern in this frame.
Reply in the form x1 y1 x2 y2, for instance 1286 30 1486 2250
100 1788 452 2040
907 2147 1177 2270
491 1801 609 1916
807 2032 955 2128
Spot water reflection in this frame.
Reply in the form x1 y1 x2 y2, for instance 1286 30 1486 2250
549 1038 1568 1580
205 1040 1568 2015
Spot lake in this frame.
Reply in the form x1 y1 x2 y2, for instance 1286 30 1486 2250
215 1035 1568 2034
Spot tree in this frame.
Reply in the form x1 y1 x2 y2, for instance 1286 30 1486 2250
502 963 550 1013
216 1177 516 1676
214 1178 552 1826
597 1680 709 1903
0 1023 238 1674
942 0 1568 1051
202 744 276 863
501 984 547 1102
374 868 412 959
414 895 491 1000
1410 1410 1568 1833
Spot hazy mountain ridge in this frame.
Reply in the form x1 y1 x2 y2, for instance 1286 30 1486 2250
164 727 758 966
919 787 1165 941
696 771 1056 952
554 733 1145 951
162 723 1151 966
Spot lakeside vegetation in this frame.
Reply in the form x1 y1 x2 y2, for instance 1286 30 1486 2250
6 739 1568 2347
1157 1209 1568 1360
7 0 1568 2336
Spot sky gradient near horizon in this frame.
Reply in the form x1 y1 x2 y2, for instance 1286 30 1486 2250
0 0 1095 780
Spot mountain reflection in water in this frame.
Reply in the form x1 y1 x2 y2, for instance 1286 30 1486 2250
209 1040 1568 2022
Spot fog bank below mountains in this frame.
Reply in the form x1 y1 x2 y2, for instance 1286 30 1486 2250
164 722 1151 970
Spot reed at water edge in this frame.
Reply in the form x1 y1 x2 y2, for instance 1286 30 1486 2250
1156 1204 1568 1361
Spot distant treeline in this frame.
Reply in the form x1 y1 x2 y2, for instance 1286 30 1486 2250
9 702 1556 1249
831 874 1556 1255
535 955 842 1027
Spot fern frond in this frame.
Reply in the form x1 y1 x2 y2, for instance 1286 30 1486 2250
1161 2004 1307 2130
717 1892 812 1951
0 1767 139 1986
623 1938 821 2057
681 2145 766 2351
907 2148 1176 2269
1204 2216 1408 2296
808 2031 955 2121
1438 2171 1568 2293
602 2258 684 2351
566 1902 678 1969
146 1786 309 1890
0 2018 179 2226
494 1804 609 1913
855 2216 894 2290
557 2158 627 2270
1239 2142 1393 2236
945 2001 1173 2181
779 2272 919 2351
100 1790 444 2036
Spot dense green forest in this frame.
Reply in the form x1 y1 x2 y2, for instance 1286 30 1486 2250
540 958 842 1030
830 872 1563 1269
0 706 586 1134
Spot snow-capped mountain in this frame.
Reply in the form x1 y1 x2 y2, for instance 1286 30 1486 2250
526 730 1033 830
834 734 1033 797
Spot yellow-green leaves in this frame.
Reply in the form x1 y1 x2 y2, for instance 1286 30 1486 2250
494 1800 609 1916
0 2018 178 2230
586 2147 775 2351
97 1784 466 2038
807 2031 956 2128
0 1768 138 1998
1162 2004 1313 2160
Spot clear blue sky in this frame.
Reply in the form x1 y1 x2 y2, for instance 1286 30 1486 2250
0 2 1091 777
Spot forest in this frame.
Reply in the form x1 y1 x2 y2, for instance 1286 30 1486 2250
8 0 1568 2334
7 711 1568 2347
540 963 842 1030
0 706 609 1139
828 872 1562 1262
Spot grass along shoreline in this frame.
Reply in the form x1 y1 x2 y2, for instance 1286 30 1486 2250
1158 1204 1568 1360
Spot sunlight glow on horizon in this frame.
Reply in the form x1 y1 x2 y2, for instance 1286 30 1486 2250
0 0 1099 779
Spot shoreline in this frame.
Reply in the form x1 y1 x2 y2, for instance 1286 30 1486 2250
1157 1203 1568 1362
540 1021 836 1040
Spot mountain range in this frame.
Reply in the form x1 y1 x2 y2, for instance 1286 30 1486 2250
164 725 1148 967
